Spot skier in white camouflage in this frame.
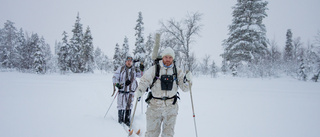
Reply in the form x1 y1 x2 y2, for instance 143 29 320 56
135 47 193 137
112 55 144 126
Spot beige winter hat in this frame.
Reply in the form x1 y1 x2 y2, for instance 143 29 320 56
161 47 175 59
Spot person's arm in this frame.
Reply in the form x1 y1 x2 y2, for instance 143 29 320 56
177 68 192 92
112 67 122 96
135 65 155 98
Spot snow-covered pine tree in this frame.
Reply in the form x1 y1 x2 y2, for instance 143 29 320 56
133 11 145 62
58 31 69 74
52 41 61 72
293 37 303 62
221 52 228 75
54 41 61 55
121 36 130 61
221 60 228 75
81 26 94 73
1 47 10 68
15 28 26 70
69 13 83 73
1 21 17 48
27 33 44 74
222 0 269 76
0 21 52 72
284 29 294 62
311 31 320 82
283 29 295 75
21 33 39 71
0 20 18 69
0 26 2 45
298 58 307 81
94 47 103 71
33 40 45 74
210 60 218 78
113 43 122 71
144 34 154 69
39 36 52 73
294 37 307 79
102 55 111 72
19 33 33 71
231 65 237 77
0 28 3 68
94 47 111 73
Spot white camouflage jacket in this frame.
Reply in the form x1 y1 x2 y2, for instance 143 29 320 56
136 60 190 98
112 65 142 92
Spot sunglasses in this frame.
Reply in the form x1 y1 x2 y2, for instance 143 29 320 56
126 57 133 61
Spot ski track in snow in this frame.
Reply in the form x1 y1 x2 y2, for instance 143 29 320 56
1 72 320 137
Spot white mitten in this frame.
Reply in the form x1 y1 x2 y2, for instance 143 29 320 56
135 88 143 98
186 71 193 82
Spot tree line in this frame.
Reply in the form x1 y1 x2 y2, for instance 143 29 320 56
0 20 53 73
0 14 112 74
221 0 320 81
122 0 320 81
54 13 112 74
113 11 205 75
1 0 320 82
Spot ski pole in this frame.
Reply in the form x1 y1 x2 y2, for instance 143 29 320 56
104 91 119 118
141 96 143 115
189 81 199 137
128 98 139 136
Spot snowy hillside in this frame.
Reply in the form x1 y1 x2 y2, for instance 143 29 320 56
1 72 320 137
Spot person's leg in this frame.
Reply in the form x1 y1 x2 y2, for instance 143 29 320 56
118 110 124 124
124 109 131 126
117 93 125 124
145 104 162 137
161 104 178 137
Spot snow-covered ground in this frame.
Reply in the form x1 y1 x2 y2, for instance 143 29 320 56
1 72 320 137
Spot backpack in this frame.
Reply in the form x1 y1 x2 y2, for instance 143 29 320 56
145 58 180 105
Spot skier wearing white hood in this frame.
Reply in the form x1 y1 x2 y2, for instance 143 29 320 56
135 47 193 137
112 55 144 126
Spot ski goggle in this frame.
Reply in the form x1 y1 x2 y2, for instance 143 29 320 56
126 57 133 61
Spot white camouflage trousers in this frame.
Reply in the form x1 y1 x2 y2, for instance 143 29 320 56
117 92 134 110
145 99 179 137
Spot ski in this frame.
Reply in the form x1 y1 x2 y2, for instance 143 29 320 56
128 129 141 136
122 124 141 136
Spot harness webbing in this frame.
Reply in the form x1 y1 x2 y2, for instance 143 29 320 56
145 92 180 105
149 59 178 89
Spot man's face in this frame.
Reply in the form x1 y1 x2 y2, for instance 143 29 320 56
162 55 173 66
126 60 133 67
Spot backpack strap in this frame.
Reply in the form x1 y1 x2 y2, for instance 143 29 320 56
172 60 179 86
150 59 161 89
149 59 179 89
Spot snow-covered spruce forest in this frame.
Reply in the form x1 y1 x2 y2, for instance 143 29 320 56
0 1 320 82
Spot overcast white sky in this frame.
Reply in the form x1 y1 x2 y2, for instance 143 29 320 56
1 0 320 66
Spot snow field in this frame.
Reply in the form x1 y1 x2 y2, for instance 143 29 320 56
1 72 320 137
